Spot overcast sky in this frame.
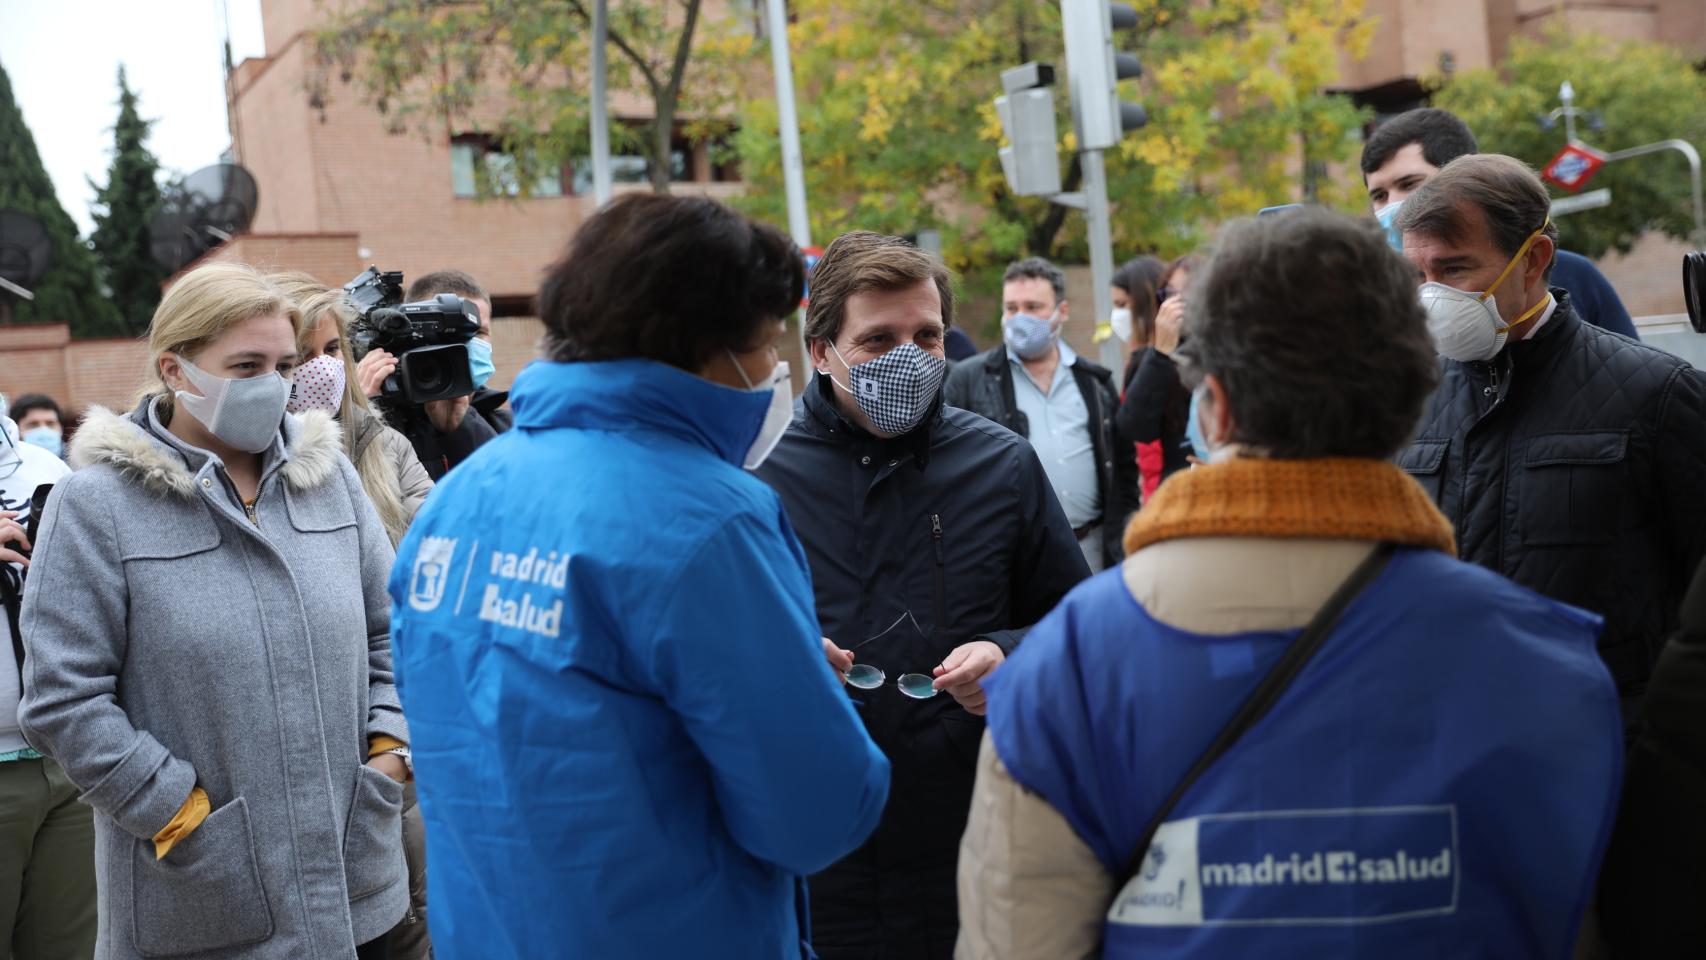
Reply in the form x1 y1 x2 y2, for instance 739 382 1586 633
1 0 266 234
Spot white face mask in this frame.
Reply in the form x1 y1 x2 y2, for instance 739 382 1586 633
287 354 348 414
173 356 293 454
728 350 792 471
1110 307 1134 343
1418 220 1551 364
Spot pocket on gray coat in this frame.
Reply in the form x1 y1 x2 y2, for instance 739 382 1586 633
131 796 273 957
344 763 406 902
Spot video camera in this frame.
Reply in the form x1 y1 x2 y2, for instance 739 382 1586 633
1686 251 1705 334
343 266 482 405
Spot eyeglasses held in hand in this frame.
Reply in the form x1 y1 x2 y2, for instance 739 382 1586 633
843 611 939 700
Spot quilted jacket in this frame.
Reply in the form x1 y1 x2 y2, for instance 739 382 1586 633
1397 291 1706 717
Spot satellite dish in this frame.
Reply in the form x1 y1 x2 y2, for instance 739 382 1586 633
0 209 52 302
148 162 260 273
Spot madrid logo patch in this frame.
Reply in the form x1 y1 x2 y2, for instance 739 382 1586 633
408 536 457 612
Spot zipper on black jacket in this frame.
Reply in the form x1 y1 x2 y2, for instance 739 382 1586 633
930 514 946 632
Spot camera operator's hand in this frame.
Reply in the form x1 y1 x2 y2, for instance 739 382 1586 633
357 348 399 399
0 511 32 568
1154 296 1186 357
425 395 471 435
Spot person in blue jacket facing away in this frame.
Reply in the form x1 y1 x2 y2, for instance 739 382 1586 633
956 208 1623 959
387 194 891 960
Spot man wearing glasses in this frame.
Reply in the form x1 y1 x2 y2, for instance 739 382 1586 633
755 232 1089 959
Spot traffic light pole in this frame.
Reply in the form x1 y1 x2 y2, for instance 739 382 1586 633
1079 150 1124 371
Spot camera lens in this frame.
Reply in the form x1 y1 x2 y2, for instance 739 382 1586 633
414 355 450 394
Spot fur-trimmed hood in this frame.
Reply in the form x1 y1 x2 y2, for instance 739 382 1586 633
69 402 344 499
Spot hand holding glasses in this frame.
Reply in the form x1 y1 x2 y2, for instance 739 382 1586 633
839 611 940 700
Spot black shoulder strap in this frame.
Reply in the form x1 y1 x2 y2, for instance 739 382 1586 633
1114 541 1397 889
4 483 55 683
1 564 22 683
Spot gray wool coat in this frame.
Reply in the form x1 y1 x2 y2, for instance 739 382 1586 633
18 400 409 960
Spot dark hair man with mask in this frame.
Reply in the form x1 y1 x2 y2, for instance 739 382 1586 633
1395 154 1706 730
753 232 1090 959
1362 107 1638 339
357 269 511 478
943 257 1137 573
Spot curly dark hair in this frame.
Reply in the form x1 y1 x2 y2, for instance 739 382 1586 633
1176 207 1439 460
538 194 803 370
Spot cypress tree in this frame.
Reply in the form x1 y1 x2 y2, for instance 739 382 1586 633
90 65 165 334
0 58 124 336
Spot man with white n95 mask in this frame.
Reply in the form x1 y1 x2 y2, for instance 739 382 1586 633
1394 153 1706 732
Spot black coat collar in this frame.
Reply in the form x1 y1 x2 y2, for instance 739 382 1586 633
1505 288 1580 370
802 372 939 470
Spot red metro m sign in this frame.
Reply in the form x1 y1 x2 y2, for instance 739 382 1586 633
1542 143 1608 193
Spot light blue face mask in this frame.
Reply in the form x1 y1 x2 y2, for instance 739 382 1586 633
1186 386 1213 462
467 337 496 391
1004 309 1059 361
1376 199 1405 252
22 426 62 458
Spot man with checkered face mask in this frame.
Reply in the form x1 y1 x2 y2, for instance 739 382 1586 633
753 231 1090 960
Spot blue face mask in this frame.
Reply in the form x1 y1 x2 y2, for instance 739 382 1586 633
467 337 496 391
1186 386 1214 462
1376 199 1405 252
1004 309 1059 361
22 426 63 458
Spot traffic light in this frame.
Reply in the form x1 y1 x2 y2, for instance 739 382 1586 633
994 62 1063 197
1061 0 1147 151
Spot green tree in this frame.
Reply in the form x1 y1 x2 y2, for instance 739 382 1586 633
0 59 124 336
1432 29 1706 258
733 0 1374 279
89 66 165 334
313 0 743 195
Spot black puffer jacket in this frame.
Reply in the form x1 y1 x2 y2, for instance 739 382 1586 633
1397 292 1706 718
942 346 1138 570
1597 553 1706 958
754 375 1089 959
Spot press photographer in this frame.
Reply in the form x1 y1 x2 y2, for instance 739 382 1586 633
350 268 512 478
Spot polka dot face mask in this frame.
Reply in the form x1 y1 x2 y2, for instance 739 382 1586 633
287 354 347 415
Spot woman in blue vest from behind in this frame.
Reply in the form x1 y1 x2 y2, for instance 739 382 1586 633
956 207 1622 960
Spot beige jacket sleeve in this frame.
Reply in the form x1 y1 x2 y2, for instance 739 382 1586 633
957 731 1113 960
378 424 434 522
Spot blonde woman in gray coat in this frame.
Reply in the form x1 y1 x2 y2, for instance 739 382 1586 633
18 263 410 960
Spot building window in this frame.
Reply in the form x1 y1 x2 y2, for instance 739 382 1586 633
450 135 565 198
570 149 688 195
568 123 742 191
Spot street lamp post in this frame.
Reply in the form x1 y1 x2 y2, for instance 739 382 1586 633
764 0 813 378
589 0 613 207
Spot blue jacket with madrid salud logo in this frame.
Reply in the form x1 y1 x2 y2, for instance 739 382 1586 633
386 359 891 960
987 546 1622 959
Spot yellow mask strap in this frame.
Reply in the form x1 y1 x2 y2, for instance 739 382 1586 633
1496 292 1552 334
1479 218 1551 304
